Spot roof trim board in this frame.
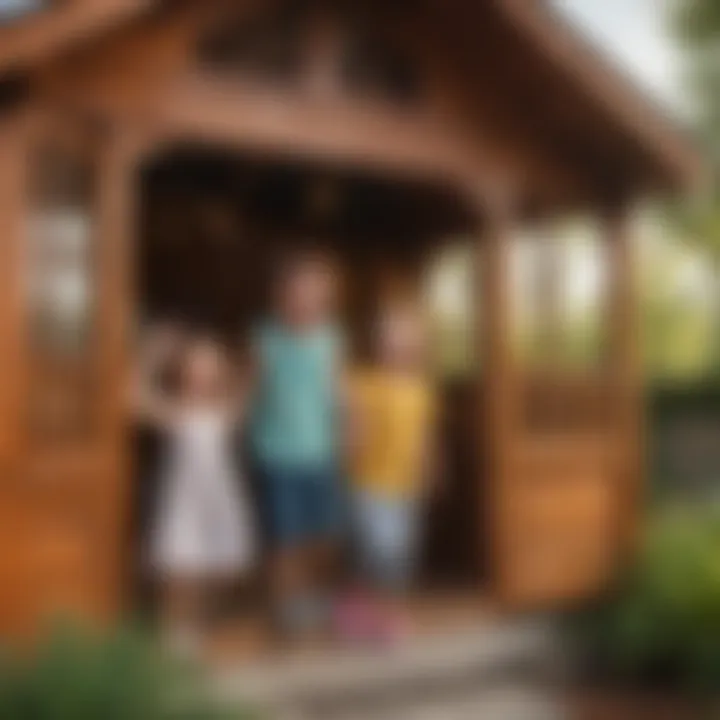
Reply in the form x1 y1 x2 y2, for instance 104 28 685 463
0 0 704 193
497 0 703 191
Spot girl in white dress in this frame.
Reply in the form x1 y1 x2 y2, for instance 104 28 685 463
135 325 255 654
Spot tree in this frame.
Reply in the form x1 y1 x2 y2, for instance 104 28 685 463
669 0 720 373
672 0 720 164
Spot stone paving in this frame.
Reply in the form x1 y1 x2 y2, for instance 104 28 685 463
214 619 568 720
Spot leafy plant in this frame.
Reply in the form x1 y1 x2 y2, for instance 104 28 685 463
0 623 255 719
576 503 720 695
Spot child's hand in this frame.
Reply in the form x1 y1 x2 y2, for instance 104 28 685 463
141 322 184 365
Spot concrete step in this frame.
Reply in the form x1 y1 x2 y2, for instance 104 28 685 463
278 684 564 720
214 618 566 720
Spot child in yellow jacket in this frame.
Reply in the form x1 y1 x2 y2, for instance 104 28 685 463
345 299 437 639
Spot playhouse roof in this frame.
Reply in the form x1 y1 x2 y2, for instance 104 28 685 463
0 0 703 196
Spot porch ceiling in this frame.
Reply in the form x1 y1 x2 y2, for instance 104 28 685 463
143 144 476 241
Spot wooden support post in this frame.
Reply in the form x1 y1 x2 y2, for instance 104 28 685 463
604 202 643 556
474 187 518 598
96 127 137 622
0 114 28 468
97 130 135 447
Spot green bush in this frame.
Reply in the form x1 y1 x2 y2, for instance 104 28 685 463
0 624 256 719
577 503 720 695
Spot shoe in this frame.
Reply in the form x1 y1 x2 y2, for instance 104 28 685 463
371 608 411 647
332 592 376 644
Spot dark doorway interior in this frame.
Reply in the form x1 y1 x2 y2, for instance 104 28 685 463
132 145 484 619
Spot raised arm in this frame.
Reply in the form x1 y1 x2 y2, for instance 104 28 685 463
132 323 182 428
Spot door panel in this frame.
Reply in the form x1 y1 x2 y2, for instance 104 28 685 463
491 401 629 606
0 113 133 638
502 436 620 603
481 212 636 608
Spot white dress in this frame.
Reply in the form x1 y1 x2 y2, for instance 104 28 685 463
150 407 255 576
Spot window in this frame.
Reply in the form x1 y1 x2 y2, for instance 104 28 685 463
28 144 97 439
426 242 475 377
511 223 609 372
198 3 424 106
198 6 305 85
511 220 612 433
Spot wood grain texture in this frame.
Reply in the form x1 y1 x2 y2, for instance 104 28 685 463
0 0 648 633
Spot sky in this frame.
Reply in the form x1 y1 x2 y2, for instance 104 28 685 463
553 0 682 111
0 0 43 21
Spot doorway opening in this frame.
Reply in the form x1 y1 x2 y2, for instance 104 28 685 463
132 144 486 632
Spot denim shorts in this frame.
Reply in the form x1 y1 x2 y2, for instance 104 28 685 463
353 489 420 592
258 462 342 548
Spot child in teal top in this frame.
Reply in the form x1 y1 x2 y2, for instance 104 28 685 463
250 250 344 635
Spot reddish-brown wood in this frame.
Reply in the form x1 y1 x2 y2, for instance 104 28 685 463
93 130 137 620
476 187 518 601
0 0 152 72
604 204 644 558
0 114 27 467
0 0 690 632
2 0 699 198
0 111 139 636
475 184 630 606
0 114 30 637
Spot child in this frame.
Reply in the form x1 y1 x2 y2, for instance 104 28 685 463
250 250 343 637
136 324 256 656
344 299 436 641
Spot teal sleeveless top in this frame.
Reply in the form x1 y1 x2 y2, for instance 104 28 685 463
251 322 341 469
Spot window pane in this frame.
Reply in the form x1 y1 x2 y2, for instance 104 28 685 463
28 145 96 439
511 220 612 433
29 209 93 357
427 242 474 377
512 223 609 372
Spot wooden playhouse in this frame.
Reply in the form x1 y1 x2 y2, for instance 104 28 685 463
0 0 701 637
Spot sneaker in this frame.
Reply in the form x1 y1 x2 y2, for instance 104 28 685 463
332 592 376 644
372 608 411 647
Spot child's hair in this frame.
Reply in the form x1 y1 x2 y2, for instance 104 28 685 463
374 294 430 368
274 246 337 287
171 329 229 398
271 244 342 315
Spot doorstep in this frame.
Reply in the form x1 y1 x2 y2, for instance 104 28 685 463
212 614 565 720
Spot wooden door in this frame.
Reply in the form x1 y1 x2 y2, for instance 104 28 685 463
482 208 638 607
496 405 624 605
0 113 133 638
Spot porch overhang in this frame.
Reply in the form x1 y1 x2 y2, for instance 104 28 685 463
495 0 704 194
0 0 705 205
